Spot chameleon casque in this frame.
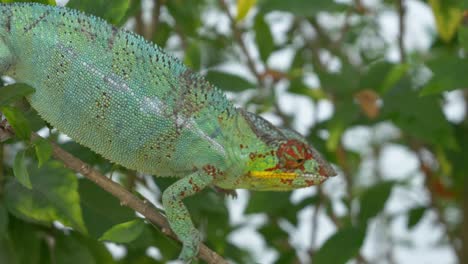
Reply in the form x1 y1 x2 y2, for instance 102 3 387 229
0 2 336 261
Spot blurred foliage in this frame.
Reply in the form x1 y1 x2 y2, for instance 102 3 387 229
1 0 468 263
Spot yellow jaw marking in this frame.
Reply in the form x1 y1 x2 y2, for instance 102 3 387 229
249 171 297 179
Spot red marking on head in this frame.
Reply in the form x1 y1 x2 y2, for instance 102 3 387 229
305 180 315 186
277 139 309 170
318 166 328 177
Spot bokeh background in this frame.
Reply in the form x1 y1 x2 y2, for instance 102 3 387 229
1 0 467 263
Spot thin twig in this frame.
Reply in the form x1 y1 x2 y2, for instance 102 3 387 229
396 0 406 62
149 0 162 40
414 147 462 263
0 122 228 264
219 0 264 85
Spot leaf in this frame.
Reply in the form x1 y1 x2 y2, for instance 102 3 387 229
407 206 426 229
429 0 463 42
314 226 366 264
0 204 8 236
0 83 35 107
99 219 145 243
5 161 87 233
152 21 172 48
33 138 52 168
358 181 394 224
254 15 274 62
53 233 96 264
184 41 201 71
166 0 202 37
420 55 468 95
237 0 257 21
246 191 291 214
458 22 468 51
205 71 255 91
2 216 46 264
13 150 32 189
382 79 455 147
78 179 135 238
67 0 130 26
1 106 31 140
259 0 346 16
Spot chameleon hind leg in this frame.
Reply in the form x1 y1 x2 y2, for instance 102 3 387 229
162 171 213 262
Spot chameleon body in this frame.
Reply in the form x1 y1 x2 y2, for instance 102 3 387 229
0 3 336 261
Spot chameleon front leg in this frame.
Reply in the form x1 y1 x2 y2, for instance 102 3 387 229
162 171 213 261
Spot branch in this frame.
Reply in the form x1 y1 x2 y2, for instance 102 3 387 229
414 147 462 263
0 121 228 264
396 0 406 62
219 0 264 86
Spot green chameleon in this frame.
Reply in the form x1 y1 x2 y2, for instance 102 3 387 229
0 2 336 261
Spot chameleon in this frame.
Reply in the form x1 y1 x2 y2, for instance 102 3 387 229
0 2 336 261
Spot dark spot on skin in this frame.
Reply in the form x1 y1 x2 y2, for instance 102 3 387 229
108 26 119 49
202 165 224 178
4 10 12 32
24 10 51 32
280 179 293 185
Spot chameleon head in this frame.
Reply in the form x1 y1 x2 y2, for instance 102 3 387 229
242 138 337 191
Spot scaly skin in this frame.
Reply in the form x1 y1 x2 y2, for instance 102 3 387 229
0 3 337 261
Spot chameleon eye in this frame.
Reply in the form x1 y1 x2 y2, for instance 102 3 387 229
277 140 308 170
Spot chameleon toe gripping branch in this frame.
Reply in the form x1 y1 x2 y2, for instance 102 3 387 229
0 3 336 261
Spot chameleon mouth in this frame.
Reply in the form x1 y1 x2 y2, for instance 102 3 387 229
249 171 328 180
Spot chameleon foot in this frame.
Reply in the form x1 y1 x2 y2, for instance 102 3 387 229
178 229 201 262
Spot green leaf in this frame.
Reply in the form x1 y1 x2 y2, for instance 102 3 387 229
0 83 35 107
13 150 32 190
184 41 201 71
420 55 468 95
78 179 135 238
1 106 31 140
254 15 274 62
166 0 202 37
382 79 455 147
458 23 468 51
358 181 394 224
5 161 87 233
53 233 96 264
99 219 145 243
205 71 255 91
67 0 130 26
246 191 291 215
407 207 427 229
152 22 172 48
314 226 366 264
2 216 47 264
0 204 8 236
429 0 463 42
259 0 346 16
237 0 257 21
33 138 52 168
